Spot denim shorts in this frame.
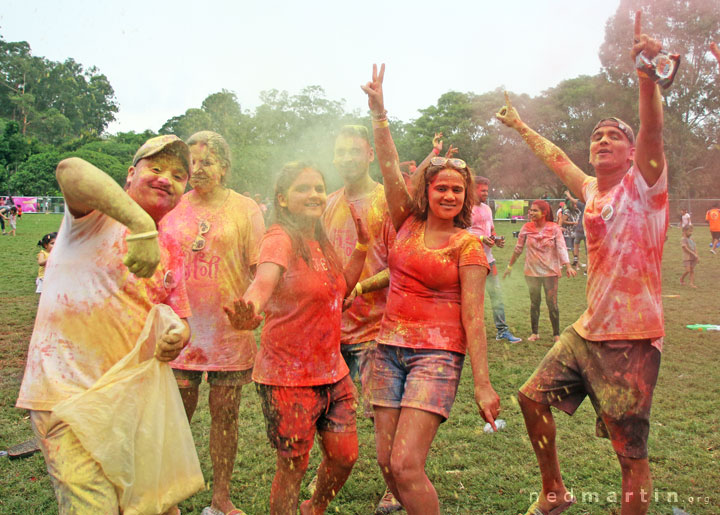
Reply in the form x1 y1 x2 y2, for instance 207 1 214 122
371 344 465 420
341 340 376 418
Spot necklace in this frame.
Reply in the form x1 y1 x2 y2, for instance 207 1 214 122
191 189 231 252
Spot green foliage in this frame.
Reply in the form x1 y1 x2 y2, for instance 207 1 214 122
7 151 61 195
61 149 128 186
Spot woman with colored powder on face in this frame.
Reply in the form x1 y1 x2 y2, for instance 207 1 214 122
161 131 265 515
503 200 576 342
361 64 500 515
224 161 368 515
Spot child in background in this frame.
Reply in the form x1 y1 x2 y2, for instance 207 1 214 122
680 225 698 288
36 232 57 294
1 206 18 236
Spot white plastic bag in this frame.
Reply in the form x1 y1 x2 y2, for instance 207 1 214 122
53 304 204 515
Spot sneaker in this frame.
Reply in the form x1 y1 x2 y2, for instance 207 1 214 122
711 249 716 255
496 330 522 343
375 488 402 514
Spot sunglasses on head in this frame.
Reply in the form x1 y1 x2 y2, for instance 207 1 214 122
430 157 467 169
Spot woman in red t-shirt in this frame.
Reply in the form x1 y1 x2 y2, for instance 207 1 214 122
503 200 576 342
225 162 368 515
362 64 501 514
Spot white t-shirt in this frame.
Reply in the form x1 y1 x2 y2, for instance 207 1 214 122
17 210 191 411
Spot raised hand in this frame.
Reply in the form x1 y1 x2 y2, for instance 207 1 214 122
123 236 161 278
445 144 459 158
360 63 386 116
711 42 720 66
224 299 263 330
432 132 443 153
495 91 523 129
631 10 662 62
349 203 370 246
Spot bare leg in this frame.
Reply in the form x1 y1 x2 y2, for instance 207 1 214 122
374 407 402 501
618 455 652 515
518 392 572 513
178 385 199 421
300 430 358 514
389 408 443 515
209 384 243 513
271 453 309 515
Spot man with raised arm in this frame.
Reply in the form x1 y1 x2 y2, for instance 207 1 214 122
497 12 668 515
16 135 193 514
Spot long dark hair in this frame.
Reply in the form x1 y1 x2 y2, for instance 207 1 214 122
273 161 342 275
411 162 476 228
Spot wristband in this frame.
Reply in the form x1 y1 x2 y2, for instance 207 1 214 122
355 282 363 296
355 242 368 252
478 235 484 243
506 265 512 270
126 230 159 242
372 119 389 129
432 147 440 155
370 109 388 120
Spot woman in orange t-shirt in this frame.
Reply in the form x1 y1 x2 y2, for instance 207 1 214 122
362 64 500 514
504 200 576 342
225 162 368 515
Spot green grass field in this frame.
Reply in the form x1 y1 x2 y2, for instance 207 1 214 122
0 214 718 514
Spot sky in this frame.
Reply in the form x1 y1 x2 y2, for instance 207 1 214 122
2 0 621 134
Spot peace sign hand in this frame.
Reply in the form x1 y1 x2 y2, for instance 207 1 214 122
360 63 386 117
495 91 523 129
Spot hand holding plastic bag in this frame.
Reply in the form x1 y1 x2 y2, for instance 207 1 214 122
53 304 204 515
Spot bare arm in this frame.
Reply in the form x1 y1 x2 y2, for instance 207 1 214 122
711 42 720 66
361 64 414 231
37 251 48 266
414 132 444 178
502 232 526 278
341 203 370 296
496 93 588 200
56 157 160 277
460 265 500 429
632 11 665 186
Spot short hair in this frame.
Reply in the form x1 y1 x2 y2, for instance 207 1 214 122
682 224 693 234
474 175 490 186
337 125 371 146
187 130 232 171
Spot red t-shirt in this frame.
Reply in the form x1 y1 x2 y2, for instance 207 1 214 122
252 225 349 386
378 216 489 354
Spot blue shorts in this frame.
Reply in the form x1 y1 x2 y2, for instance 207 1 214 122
371 344 465 421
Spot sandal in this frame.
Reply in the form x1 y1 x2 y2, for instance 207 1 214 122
523 496 576 515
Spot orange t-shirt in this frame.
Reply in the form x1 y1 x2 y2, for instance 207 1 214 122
378 216 489 354
514 221 568 277
573 164 668 347
252 225 349 387
322 184 395 346
162 191 264 371
706 208 720 232
17 210 191 411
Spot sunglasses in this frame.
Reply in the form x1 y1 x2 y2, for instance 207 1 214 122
191 220 211 251
430 157 467 169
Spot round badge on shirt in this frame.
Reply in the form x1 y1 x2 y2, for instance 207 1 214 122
601 204 614 221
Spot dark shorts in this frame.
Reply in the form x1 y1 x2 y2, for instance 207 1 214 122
520 327 661 459
573 232 585 243
711 231 720 240
341 341 376 418
256 375 357 458
371 344 465 421
172 368 253 388
564 235 574 248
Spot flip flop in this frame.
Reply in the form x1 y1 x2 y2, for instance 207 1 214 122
7 438 41 459
523 496 576 515
201 507 247 515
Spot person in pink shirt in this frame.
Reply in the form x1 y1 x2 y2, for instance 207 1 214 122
162 131 265 515
497 12 669 515
503 200 575 342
